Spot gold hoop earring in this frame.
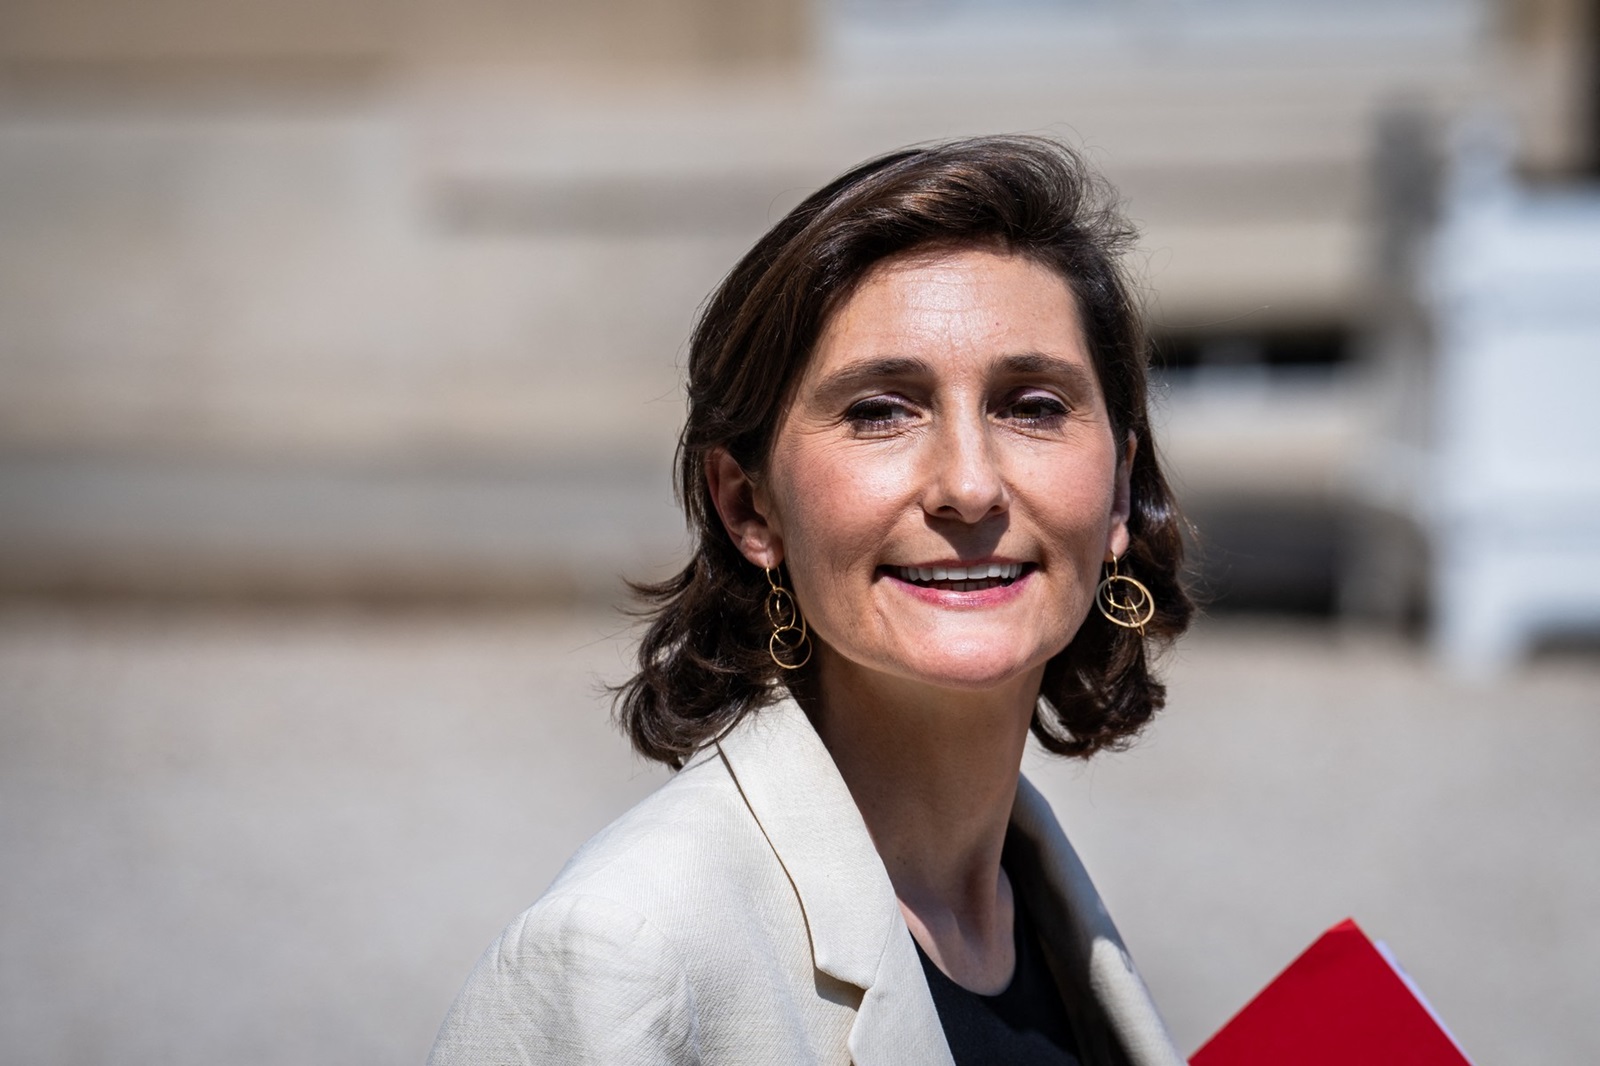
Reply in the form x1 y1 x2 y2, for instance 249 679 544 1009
1096 553 1155 634
765 567 813 670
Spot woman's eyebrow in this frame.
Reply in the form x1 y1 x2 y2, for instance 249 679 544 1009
811 352 1096 401
811 356 931 399
995 352 1098 393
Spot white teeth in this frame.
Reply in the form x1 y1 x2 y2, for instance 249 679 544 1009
895 563 1024 584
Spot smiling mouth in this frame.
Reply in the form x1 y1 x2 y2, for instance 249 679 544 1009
887 562 1031 592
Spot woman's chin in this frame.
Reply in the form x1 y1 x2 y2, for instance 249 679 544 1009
812 616 1066 697
848 646 1053 697
911 662 1043 695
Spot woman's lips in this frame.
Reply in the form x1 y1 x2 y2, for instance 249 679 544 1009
884 562 1032 593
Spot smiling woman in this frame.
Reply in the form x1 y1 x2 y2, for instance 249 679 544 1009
732 250 1129 702
430 137 1193 1066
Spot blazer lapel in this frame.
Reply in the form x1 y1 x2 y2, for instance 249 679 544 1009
846 928 953 1066
715 701 1177 1066
716 698 954 1066
1009 776 1185 1066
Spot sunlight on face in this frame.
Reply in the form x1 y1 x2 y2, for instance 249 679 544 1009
755 247 1133 698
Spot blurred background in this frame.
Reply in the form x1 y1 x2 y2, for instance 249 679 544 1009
2 0 1598 1062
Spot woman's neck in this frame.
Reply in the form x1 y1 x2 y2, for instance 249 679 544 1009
803 652 1043 994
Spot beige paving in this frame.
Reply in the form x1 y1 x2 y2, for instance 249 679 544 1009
1 603 1595 1064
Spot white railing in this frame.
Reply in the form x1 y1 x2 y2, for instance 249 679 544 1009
1425 123 1600 673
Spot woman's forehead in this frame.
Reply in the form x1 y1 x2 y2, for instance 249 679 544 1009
808 248 1089 376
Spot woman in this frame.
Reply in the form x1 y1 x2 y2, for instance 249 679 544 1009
430 135 1192 1066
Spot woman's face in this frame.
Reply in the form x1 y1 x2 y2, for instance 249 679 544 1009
720 246 1132 697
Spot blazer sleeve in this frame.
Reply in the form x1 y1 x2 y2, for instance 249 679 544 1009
428 893 703 1066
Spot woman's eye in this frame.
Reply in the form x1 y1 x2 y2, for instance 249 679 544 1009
845 397 915 428
1001 393 1070 422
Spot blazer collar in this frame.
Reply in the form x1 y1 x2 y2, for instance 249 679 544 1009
714 696 902 988
715 696 955 1065
715 697 1179 1066
1010 777 1184 1066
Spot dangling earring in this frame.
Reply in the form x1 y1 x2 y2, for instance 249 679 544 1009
1096 553 1155 634
765 566 813 670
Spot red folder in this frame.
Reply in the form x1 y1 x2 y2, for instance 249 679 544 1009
1190 918 1474 1065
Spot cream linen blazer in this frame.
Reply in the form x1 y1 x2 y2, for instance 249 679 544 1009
428 698 1184 1066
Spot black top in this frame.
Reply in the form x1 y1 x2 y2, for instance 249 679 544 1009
914 889 1084 1066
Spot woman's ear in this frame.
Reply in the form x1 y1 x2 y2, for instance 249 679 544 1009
1107 432 1136 560
706 448 783 568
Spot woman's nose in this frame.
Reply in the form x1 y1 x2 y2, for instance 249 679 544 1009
922 414 1009 524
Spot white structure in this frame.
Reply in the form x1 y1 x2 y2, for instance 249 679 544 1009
1426 123 1600 674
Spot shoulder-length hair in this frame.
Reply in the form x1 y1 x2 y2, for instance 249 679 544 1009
616 134 1192 768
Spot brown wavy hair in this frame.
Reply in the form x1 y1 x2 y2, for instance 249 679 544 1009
615 135 1192 768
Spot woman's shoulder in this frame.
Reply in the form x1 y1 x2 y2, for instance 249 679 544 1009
540 746 764 904
486 743 796 973
429 746 828 1065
